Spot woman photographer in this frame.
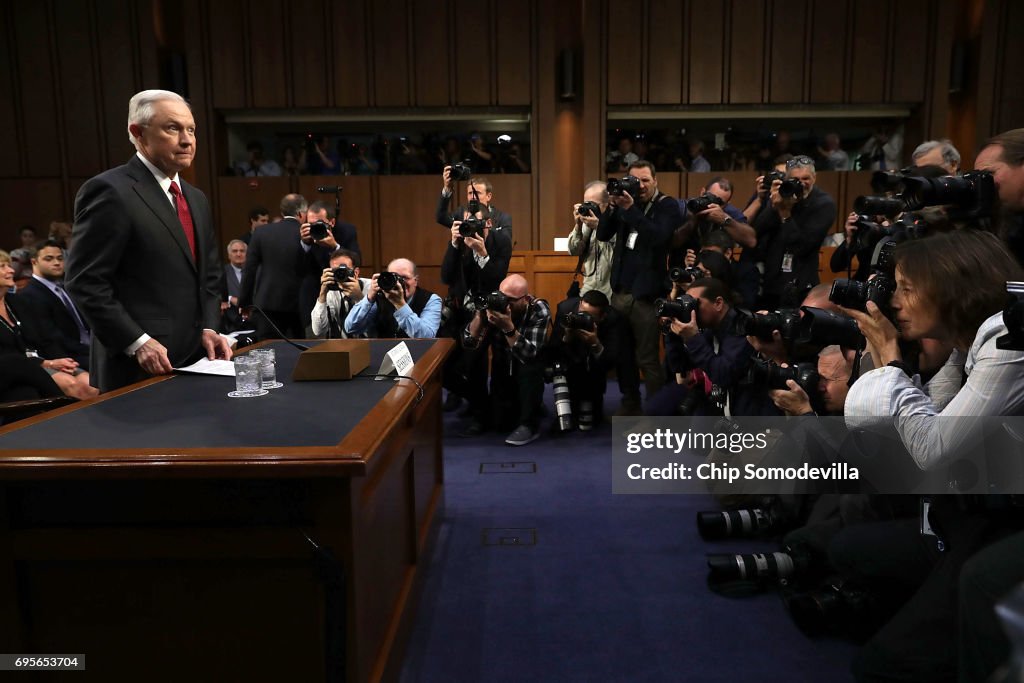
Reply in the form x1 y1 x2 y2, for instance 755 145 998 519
841 229 1024 469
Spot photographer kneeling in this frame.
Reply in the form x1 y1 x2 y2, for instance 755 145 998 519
831 229 1024 683
548 291 624 430
311 249 370 339
345 258 441 339
462 274 551 446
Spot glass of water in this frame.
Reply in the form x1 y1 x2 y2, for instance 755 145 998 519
228 356 268 398
250 348 283 389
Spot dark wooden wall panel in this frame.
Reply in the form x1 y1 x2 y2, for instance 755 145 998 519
807 0 847 103
412 0 451 107
453 0 492 106
490 175 534 250
0 4 21 177
377 176 446 271
889 0 928 103
215 177 293 252
371 0 411 106
296 176 377 270
0 180 65 238
290 0 330 107
605 1 642 104
996 0 1024 132
495 0 531 106
646 0 683 105
95 0 140 170
333 0 370 107
728 0 765 103
768 0 807 103
848 0 888 103
207 0 247 108
248 0 288 108
687 1 724 104
14 3 60 177
54 1 103 179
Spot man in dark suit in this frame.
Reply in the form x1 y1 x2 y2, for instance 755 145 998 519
218 239 246 333
436 170 513 242
66 89 231 392
238 193 310 339
12 239 91 369
299 199 361 335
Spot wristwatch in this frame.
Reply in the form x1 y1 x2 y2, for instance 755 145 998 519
721 216 733 227
503 327 516 338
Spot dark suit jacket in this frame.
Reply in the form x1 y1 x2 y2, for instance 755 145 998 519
440 230 513 303
11 278 90 368
66 155 222 391
238 217 307 313
598 192 681 301
299 222 363 330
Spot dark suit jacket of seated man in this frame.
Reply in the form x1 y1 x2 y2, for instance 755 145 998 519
66 90 227 391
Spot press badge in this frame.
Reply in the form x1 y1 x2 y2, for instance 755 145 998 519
626 230 638 250
781 252 794 273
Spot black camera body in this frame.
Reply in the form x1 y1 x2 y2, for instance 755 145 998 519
377 271 402 294
778 177 804 200
686 193 724 214
797 306 866 351
656 295 698 323
328 265 355 291
761 170 786 191
309 220 331 241
481 291 510 313
853 195 906 218
747 357 820 394
564 311 596 332
458 217 486 238
737 309 802 341
669 266 704 284
578 201 601 218
607 175 641 200
829 277 896 315
449 161 473 181
901 170 995 220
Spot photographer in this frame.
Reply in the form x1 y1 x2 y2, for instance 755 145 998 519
752 155 837 310
829 211 878 282
694 230 760 310
439 207 513 415
462 275 550 446
548 291 623 429
301 200 362 335
436 170 513 240
311 249 369 339
344 258 441 339
911 139 961 175
769 345 854 417
974 128 1024 265
567 180 613 298
672 176 757 261
598 160 683 413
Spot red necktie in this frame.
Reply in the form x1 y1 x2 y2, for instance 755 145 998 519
168 181 197 260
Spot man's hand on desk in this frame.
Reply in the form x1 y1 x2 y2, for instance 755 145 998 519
136 338 174 375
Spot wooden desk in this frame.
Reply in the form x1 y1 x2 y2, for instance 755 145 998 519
0 339 452 683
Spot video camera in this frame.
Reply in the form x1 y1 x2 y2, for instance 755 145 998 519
607 175 641 200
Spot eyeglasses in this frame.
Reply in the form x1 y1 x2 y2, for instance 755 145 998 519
786 155 814 168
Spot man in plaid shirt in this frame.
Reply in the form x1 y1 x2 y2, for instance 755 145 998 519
463 274 550 446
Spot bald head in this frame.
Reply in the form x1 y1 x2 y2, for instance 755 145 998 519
499 274 529 298
802 284 839 313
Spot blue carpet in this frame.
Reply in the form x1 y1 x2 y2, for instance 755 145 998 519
401 385 857 683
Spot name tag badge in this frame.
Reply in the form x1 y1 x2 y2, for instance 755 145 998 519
626 230 639 250
781 252 794 273
25 349 39 359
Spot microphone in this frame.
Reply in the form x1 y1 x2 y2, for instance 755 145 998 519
244 305 310 351
317 185 343 193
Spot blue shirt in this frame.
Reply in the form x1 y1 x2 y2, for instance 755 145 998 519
344 292 442 339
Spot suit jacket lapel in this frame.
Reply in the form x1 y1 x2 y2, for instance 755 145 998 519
127 156 197 271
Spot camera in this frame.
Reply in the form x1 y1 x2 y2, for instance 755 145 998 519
607 175 641 199
778 177 804 200
736 309 802 341
900 170 995 219
678 382 726 416
697 508 788 541
449 161 473 181
377 271 402 294
577 201 601 218
796 307 866 351
481 291 510 313
669 266 704 284
655 295 698 323
458 216 486 238
309 220 331 241
543 360 573 432
686 193 724 214
761 170 785 192
997 282 1024 351
564 311 596 332
707 547 809 585
328 265 355 291
870 170 907 194
783 579 872 637
829 277 896 315
853 195 906 218
746 356 820 394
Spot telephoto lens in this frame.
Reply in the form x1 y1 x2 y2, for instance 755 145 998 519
546 362 573 431
828 277 896 314
706 551 799 583
377 271 400 293
853 195 906 217
696 508 779 541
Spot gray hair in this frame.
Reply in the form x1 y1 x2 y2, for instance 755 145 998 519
226 239 246 254
127 90 188 145
583 180 609 200
911 139 961 168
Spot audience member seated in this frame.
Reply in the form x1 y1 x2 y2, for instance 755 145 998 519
12 240 91 369
311 249 369 339
236 141 282 177
9 248 32 291
344 258 441 339
219 239 247 333
461 274 550 446
17 225 37 250
239 206 270 245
